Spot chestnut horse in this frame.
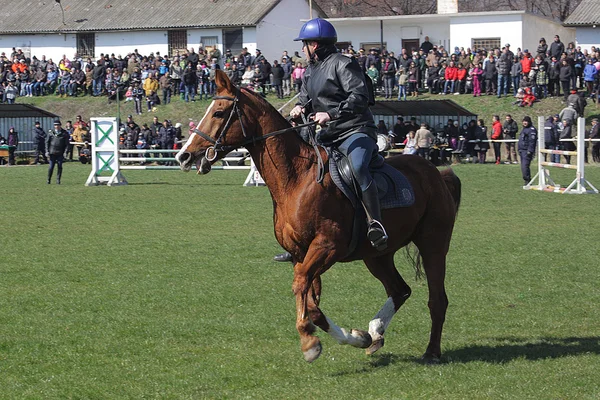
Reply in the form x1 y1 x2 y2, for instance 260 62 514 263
176 70 461 363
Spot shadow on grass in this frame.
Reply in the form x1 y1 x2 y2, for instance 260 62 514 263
331 336 600 376
444 336 600 364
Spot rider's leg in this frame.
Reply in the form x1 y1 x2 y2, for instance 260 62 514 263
337 133 388 250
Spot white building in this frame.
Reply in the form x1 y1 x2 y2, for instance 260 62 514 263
0 0 324 64
328 10 575 55
564 0 600 51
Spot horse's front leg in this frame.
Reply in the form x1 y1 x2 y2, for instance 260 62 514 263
306 277 372 351
292 240 340 362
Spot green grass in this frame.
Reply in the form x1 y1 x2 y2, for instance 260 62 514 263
1 162 599 399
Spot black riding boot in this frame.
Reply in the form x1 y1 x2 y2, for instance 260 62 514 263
362 181 388 251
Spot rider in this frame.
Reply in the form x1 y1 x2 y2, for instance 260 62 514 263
274 18 388 262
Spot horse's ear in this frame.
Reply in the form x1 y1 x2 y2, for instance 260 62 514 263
215 69 235 95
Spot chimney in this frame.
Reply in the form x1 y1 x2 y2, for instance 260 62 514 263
437 0 458 14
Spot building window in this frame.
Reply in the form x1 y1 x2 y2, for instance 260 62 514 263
471 38 501 52
361 42 386 52
77 33 95 58
201 36 219 57
223 29 243 57
168 30 188 57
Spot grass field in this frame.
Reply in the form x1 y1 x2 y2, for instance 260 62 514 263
1 161 599 399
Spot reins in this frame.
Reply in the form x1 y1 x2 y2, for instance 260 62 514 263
192 87 322 169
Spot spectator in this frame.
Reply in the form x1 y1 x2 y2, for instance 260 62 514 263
64 120 74 161
559 59 572 101
490 115 503 164
4 81 18 104
590 118 599 163
518 116 537 185
548 56 561 97
549 35 565 61
583 58 597 97
92 59 105 96
535 65 549 99
559 118 575 164
543 115 560 163
455 63 467 94
426 62 440 94
397 68 407 100
475 119 489 163
33 121 48 164
414 123 434 159
271 60 284 99
403 131 417 155
281 56 293 97
443 61 457 94
483 55 497 95
382 57 396 99
146 90 160 112
420 36 433 54
536 38 548 59
503 114 519 164
45 120 70 184
6 126 19 165
497 50 511 97
159 71 172 104
182 65 196 102
472 62 483 97
511 56 523 95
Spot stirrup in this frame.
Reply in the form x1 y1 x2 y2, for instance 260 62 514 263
367 220 388 251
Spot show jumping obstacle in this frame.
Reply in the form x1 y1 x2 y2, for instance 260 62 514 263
525 116 598 194
84 117 254 186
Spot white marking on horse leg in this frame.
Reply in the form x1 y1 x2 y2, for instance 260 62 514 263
176 101 215 162
368 297 396 342
326 316 371 348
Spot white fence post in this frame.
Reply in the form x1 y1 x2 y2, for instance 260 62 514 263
85 117 127 186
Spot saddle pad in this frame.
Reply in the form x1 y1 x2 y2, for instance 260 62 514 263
329 155 415 210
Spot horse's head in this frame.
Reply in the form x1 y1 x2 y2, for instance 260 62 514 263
176 70 251 174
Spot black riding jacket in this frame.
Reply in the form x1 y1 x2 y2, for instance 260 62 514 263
298 51 376 146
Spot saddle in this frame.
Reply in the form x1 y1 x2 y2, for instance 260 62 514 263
327 148 415 257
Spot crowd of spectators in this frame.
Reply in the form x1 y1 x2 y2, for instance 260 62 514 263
348 35 600 105
1 34 599 108
0 46 311 108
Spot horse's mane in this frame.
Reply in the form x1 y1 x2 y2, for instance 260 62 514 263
239 86 291 129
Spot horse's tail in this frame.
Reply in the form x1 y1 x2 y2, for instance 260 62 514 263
405 168 461 280
440 167 462 217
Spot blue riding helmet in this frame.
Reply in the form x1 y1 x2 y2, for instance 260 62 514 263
294 18 337 44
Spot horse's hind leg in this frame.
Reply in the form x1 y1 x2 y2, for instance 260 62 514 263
363 253 412 355
420 251 448 363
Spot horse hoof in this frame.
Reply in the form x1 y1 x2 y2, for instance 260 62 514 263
421 353 441 364
366 338 384 355
303 341 322 363
349 329 372 349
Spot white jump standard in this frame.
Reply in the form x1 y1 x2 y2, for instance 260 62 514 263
525 116 598 194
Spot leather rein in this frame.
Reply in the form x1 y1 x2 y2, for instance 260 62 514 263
192 87 319 162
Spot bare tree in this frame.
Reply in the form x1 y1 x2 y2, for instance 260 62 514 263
317 0 582 21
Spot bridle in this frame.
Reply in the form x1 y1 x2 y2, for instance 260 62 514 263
191 86 318 161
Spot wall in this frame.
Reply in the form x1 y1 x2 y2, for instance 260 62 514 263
256 0 322 63
332 18 450 55
522 14 576 53
95 31 167 58
242 27 257 55
450 14 523 51
573 27 599 52
0 33 77 62
187 28 224 56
